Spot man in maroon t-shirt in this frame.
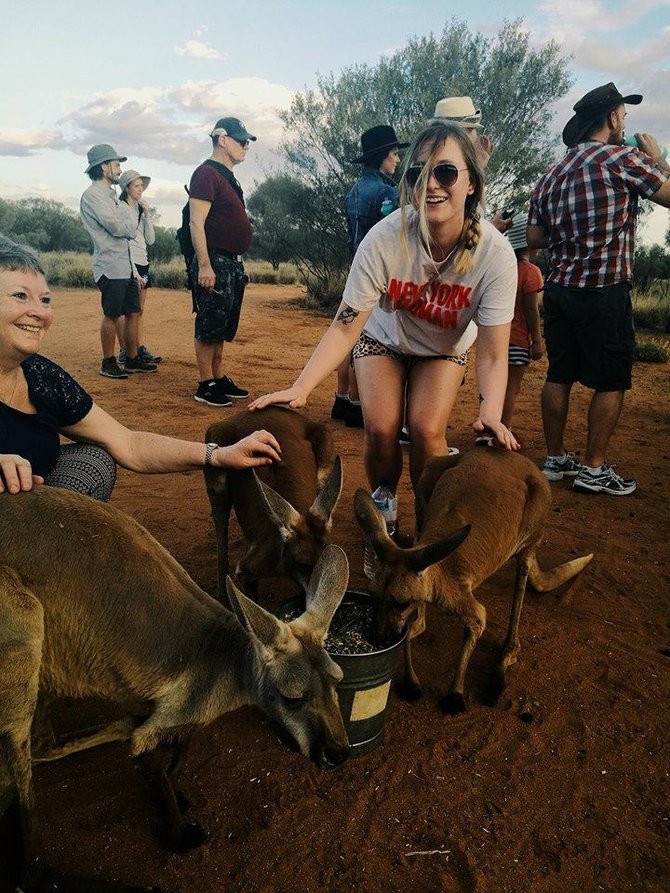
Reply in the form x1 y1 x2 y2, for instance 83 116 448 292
189 116 256 407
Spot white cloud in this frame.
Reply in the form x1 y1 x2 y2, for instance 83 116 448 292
0 128 64 157
534 0 670 38
573 27 670 76
56 77 295 176
174 39 226 61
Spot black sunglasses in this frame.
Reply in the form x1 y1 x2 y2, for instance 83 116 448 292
404 162 467 190
230 137 250 148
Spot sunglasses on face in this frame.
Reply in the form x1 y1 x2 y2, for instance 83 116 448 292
231 138 251 149
404 162 467 190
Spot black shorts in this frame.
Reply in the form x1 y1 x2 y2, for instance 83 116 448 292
191 253 247 344
543 282 635 392
135 263 152 289
97 276 140 318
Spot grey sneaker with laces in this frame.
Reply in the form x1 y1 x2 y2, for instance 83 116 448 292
541 453 583 481
100 357 128 379
573 463 636 496
138 344 162 364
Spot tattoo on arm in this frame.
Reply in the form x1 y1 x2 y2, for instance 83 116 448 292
336 305 360 325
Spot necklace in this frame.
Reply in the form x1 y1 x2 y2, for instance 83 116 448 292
1 368 19 407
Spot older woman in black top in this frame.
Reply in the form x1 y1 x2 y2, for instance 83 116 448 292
0 236 281 498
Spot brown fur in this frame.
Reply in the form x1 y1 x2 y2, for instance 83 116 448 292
355 449 593 713
205 407 343 599
0 487 350 890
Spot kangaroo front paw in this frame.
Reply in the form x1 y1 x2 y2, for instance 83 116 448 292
440 691 466 715
170 820 207 853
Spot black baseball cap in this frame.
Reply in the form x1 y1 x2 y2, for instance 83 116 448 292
210 117 257 142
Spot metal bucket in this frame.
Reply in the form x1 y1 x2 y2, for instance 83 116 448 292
277 590 406 756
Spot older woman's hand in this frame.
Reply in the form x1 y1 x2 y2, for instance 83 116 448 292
471 419 520 451
212 431 282 470
0 454 45 494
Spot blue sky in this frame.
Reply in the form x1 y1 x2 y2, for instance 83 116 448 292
2 0 669 242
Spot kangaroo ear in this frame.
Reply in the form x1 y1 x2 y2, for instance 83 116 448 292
226 576 291 649
353 488 394 558
299 544 349 638
309 455 343 526
405 525 471 574
253 472 300 542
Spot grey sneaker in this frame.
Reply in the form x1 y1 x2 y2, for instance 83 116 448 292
100 357 128 379
541 453 583 481
573 463 636 496
138 344 162 364
125 354 158 373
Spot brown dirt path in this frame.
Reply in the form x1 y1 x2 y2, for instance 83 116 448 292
29 284 670 893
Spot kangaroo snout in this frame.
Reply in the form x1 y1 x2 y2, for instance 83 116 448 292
311 739 350 770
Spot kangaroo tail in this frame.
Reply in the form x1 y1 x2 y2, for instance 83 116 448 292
528 551 593 592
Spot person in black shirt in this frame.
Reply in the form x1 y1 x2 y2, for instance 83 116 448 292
0 236 281 499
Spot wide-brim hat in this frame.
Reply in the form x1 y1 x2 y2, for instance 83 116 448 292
428 96 483 130
119 169 151 192
562 82 642 148
210 116 257 142
84 143 127 173
351 125 409 163
506 213 529 251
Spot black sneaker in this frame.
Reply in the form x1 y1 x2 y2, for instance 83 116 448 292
195 381 232 407
331 394 349 420
345 401 364 428
125 354 158 373
398 427 411 446
100 357 128 379
138 344 162 364
215 376 249 399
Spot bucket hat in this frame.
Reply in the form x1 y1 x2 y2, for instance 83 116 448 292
119 170 151 192
562 82 642 148
84 143 127 173
210 117 257 142
351 125 409 164
506 213 529 251
428 96 483 129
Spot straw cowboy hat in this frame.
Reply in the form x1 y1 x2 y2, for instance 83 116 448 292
428 96 483 129
562 82 642 148
351 125 409 164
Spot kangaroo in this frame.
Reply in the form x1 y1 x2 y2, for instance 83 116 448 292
0 486 350 893
204 406 342 600
354 449 593 714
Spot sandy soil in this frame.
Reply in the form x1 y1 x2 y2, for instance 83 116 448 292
23 284 670 892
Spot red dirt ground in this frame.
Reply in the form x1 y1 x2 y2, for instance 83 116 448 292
26 285 670 892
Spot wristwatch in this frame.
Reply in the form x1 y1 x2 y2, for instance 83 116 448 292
204 442 219 466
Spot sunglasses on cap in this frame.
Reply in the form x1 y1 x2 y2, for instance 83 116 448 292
404 162 468 191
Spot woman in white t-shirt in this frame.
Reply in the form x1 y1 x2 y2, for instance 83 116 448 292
251 122 519 495
118 169 161 365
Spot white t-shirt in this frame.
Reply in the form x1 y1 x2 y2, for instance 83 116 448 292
343 208 517 356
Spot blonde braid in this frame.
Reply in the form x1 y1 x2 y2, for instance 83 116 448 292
454 210 481 276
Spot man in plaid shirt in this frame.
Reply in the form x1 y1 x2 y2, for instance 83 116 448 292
528 82 670 496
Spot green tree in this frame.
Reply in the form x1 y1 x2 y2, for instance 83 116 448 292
276 18 573 307
150 225 180 264
3 197 90 253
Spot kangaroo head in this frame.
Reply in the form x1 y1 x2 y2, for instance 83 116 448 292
254 456 343 592
226 544 350 769
353 488 470 646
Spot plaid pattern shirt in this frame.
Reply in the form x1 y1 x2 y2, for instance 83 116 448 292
529 143 667 288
